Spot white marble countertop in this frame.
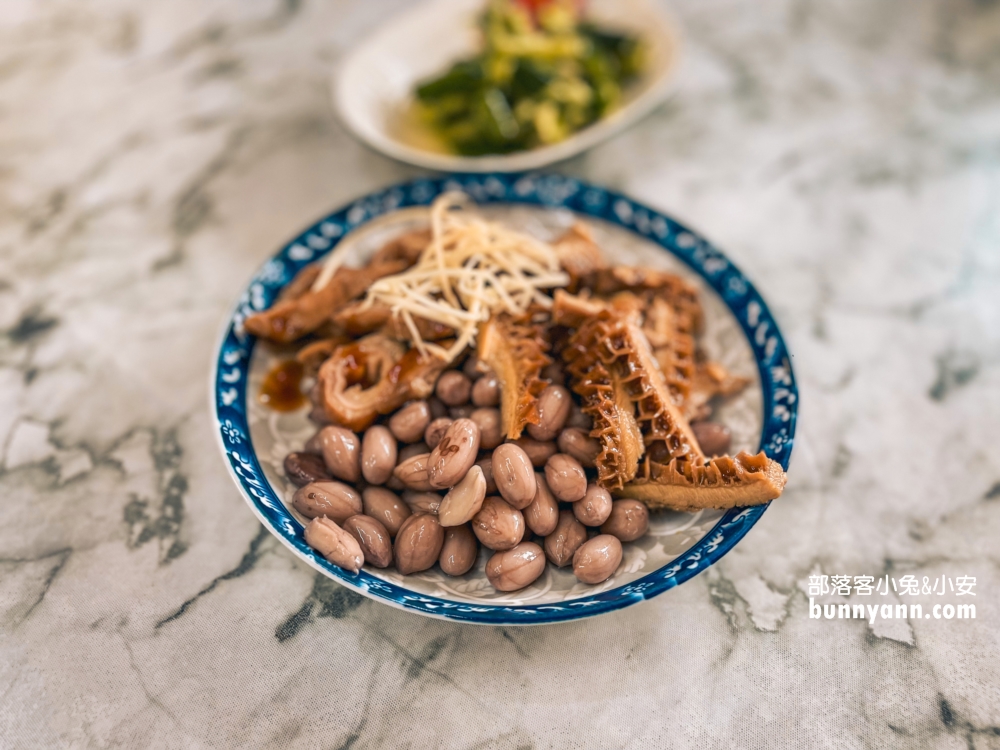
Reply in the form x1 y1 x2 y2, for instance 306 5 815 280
2 0 999 747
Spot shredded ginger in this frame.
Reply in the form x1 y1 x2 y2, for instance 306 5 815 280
325 193 569 361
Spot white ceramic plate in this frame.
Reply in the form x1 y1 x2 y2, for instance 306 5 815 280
332 0 680 172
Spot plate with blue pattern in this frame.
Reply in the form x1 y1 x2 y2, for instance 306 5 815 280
212 173 797 625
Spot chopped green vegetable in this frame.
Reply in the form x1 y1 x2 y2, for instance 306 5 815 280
411 0 646 156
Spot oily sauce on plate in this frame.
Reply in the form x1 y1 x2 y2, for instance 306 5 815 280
259 360 306 411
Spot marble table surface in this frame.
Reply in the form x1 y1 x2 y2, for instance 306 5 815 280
2 0 999 747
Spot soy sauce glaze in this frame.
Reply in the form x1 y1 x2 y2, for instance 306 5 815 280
260 360 306 411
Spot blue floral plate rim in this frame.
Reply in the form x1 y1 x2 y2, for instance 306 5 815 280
211 173 798 625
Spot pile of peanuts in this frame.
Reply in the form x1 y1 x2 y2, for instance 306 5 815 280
285 356 651 593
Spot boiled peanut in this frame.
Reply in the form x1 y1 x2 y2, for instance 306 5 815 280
394 513 445 574
284 452 331 487
600 499 650 542
471 371 500 407
691 421 732 457
427 418 480 489
402 490 442 515
527 385 572 441
557 427 600 468
541 361 565 384
438 465 487 527
573 534 623 584
524 473 559 536
361 486 411 536
566 403 592 430
304 517 364 573
544 510 588 567
292 481 362 522
427 397 448 419
544 453 587 502
485 542 546 592
318 426 361 482
491 443 537 509
361 425 397 485
388 401 431 443
393 452 433 491
471 407 503 450
424 417 453 449
475 455 498 494
573 482 613 527
462 355 483 380
435 370 472 406
512 437 558 467
439 525 478 576
304 430 325 454
342 515 393 568
471 496 525 551
398 442 430 462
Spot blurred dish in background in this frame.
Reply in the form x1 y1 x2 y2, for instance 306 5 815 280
410 0 648 156
334 0 679 172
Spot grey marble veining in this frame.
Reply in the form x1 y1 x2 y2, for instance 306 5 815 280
1 0 999 748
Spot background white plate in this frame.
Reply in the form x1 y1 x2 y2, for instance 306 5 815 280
333 0 680 172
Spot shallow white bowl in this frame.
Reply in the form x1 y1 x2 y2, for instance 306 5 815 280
333 0 680 172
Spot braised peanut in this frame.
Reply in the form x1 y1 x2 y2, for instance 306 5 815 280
472 496 525 551
566 403 592 430
388 401 431 443
398 442 430 462
573 534 623 584
394 513 445 574
308 403 333 427
292 481 362 522
428 419 480 489
318 426 362 482
557 427 600 468
428 397 448 419
544 453 587 502
524 473 559 536
475 455 498 494
527 385 572 441
486 542 546 592
342 515 393 568
491 443 537 509
439 524 478 576
512 437 558 468
424 417 453 449
361 425 397 485
600 499 649 542
449 405 474 419
691 421 732 457
573 482 613 527
438 465 487 526
541 361 565 385
284 452 331 487
462 354 483 380
471 371 500 407
304 430 325 454
435 370 472 406
402 490 442 515
393 453 433 491
362 486 411 536
470 407 503 450
304 517 364 573
544 510 588 567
